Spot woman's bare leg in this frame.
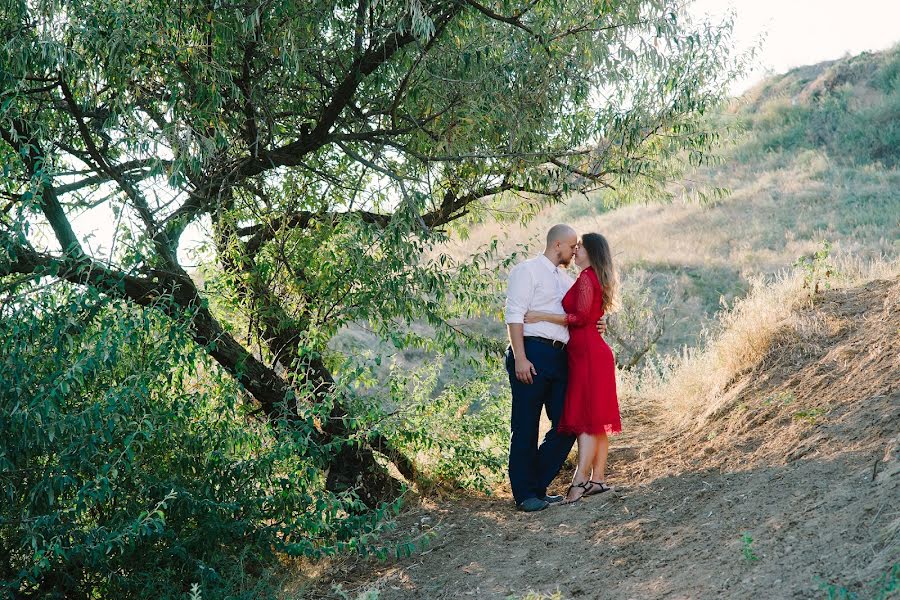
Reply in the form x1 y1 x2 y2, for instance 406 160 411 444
567 433 596 501
590 432 609 483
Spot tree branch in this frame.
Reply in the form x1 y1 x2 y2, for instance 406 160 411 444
463 0 546 50
54 158 171 196
156 5 464 243
0 121 83 256
237 177 522 257
1 242 294 416
58 75 181 267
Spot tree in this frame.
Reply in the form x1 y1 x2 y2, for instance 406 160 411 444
1 0 741 501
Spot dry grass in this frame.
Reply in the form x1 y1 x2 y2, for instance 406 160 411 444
639 271 807 426
624 254 900 435
447 149 897 275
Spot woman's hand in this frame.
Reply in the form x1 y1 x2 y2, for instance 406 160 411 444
525 311 567 326
524 310 543 324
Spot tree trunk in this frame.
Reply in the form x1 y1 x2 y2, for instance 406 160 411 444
210 214 415 505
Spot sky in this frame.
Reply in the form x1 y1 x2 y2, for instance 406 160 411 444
689 0 900 95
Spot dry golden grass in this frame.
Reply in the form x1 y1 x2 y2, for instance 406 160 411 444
446 149 896 278
625 254 900 434
641 271 807 426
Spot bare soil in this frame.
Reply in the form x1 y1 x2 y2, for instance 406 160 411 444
303 278 900 599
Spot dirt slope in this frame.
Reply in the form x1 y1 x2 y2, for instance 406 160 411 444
307 278 899 599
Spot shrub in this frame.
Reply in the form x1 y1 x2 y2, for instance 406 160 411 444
0 285 390 599
607 269 673 370
741 50 900 168
368 357 511 495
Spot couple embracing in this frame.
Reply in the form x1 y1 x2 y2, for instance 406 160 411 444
504 224 621 512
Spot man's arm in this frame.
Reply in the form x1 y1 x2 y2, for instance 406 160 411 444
507 323 536 384
505 264 536 384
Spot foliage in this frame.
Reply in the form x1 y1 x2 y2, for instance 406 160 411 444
793 240 835 295
0 284 394 599
606 268 672 370
877 564 900 600
738 46 900 168
360 356 511 494
740 532 759 562
792 408 825 424
820 564 899 600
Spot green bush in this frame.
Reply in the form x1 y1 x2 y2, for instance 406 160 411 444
0 285 390 599
873 49 900 94
370 358 511 495
742 50 900 168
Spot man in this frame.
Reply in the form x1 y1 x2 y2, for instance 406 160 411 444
504 224 606 512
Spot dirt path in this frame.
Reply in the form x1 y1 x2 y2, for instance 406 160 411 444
305 279 899 599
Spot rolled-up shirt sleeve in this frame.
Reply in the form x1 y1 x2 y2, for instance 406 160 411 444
504 264 533 324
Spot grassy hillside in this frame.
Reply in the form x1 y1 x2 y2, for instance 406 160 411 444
438 44 900 357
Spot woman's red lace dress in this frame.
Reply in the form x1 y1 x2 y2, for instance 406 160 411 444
558 266 621 436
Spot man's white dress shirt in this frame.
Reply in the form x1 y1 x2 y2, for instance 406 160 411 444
504 254 575 344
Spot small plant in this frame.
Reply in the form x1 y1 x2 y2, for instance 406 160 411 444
764 391 796 406
874 563 899 600
821 582 857 600
794 240 836 295
793 408 826 423
741 533 759 562
187 584 202 600
606 268 674 371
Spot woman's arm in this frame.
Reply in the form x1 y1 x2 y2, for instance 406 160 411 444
564 273 595 327
523 311 568 326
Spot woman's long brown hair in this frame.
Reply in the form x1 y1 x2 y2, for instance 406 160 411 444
581 232 620 313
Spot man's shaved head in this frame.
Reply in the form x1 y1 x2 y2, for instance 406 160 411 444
544 223 578 267
546 224 577 247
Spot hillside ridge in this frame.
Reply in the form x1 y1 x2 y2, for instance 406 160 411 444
737 44 900 111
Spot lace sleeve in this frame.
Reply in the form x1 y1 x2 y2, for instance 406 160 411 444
566 271 595 327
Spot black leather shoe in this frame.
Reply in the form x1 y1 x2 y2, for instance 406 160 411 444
542 494 565 504
516 497 549 512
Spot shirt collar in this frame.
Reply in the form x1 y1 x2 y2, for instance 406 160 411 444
537 254 559 274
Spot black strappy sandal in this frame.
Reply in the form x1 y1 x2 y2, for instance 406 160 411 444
562 481 590 505
583 480 612 497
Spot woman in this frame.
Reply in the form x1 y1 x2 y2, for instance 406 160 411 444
524 232 621 504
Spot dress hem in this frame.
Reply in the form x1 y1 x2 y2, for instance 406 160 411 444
558 423 622 436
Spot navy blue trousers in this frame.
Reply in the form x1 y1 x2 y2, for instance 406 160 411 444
506 339 575 504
